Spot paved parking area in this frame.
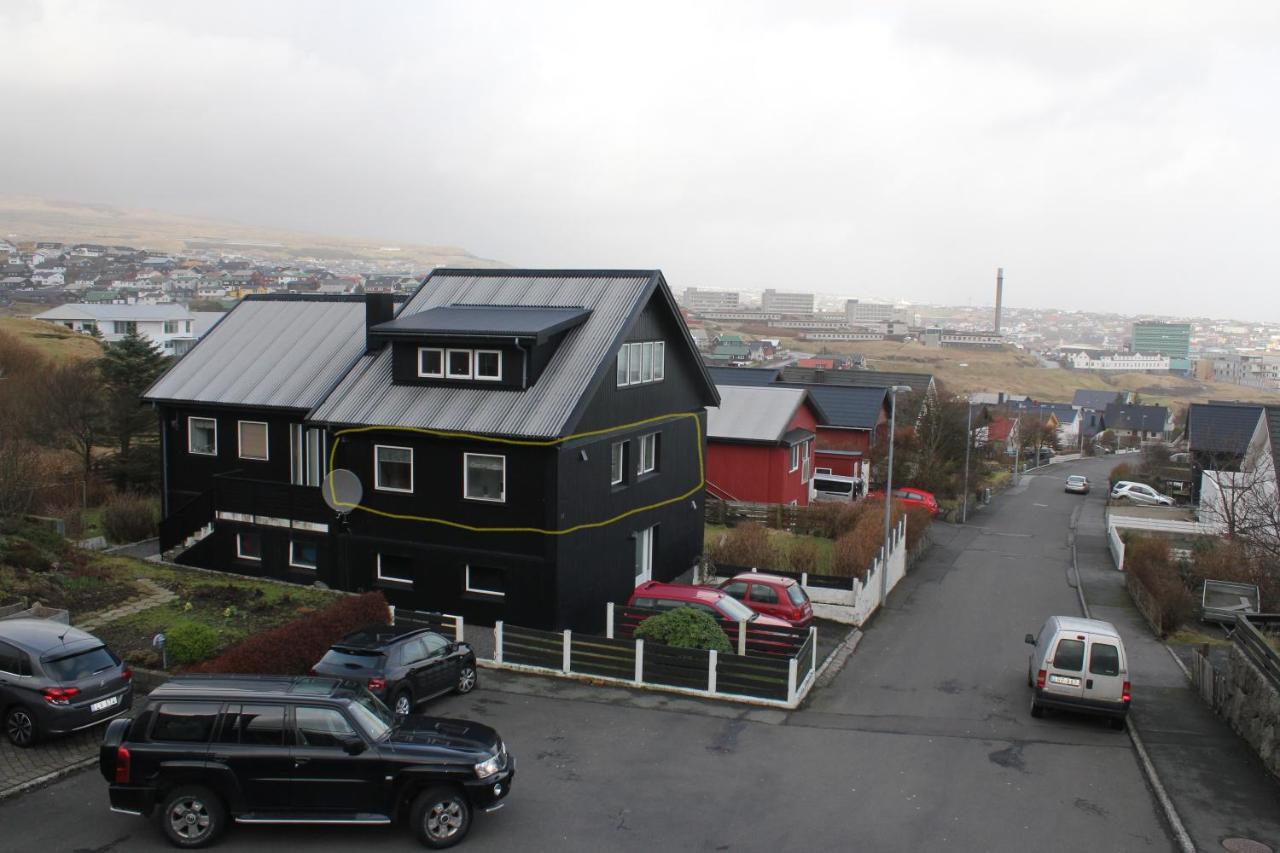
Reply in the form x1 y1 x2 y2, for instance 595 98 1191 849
0 723 104 799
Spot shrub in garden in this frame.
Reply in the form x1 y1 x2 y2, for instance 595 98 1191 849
831 532 871 579
192 591 390 674
709 523 780 570
102 493 159 543
634 607 731 652
801 501 865 539
165 622 222 665
903 506 933 553
1125 536 1193 635
788 539 819 574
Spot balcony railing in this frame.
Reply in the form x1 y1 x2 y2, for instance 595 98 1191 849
212 472 331 528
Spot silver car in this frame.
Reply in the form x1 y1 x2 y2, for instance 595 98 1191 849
1025 615 1130 729
1064 475 1090 494
1109 480 1174 506
0 619 134 747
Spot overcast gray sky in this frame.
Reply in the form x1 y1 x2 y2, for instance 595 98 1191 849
2 0 1278 319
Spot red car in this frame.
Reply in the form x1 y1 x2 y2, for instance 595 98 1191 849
717 573 813 628
865 487 939 516
627 582 791 629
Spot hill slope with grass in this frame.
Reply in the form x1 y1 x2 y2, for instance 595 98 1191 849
0 316 102 362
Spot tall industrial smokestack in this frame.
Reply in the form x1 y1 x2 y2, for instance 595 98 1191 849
994 267 1004 333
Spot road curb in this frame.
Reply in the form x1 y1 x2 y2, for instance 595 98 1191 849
1069 516 1195 853
0 756 96 803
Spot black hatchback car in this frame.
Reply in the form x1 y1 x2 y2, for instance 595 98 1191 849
100 675 514 849
0 618 133 747
312 626 477 717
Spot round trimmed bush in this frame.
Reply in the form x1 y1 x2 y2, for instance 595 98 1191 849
165 622 222 666
634 607 731 652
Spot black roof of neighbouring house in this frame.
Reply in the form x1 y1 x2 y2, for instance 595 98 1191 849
776 383 888 430
1072 389 1124 410
707 366 782 387
1186 402 1264 458
780 366 935 395
1104 402 1169 433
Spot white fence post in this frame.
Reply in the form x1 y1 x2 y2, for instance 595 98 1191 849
787 657 798 704
810 626 818 675
455 615 465 644
708 649 718 695
606 602 614 639
388 604 396 625
562 629 572 673
737 620 747 656
634 639 644 684
494 621 504 665
800 572 808 588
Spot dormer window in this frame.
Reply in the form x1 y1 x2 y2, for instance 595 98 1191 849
417 348 443 378
475 350 502 381
447 349 472 379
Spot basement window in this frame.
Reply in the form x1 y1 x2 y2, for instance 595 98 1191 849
235 533 261 562
465 565 505 598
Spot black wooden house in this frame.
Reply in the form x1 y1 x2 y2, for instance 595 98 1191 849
146 270 718 630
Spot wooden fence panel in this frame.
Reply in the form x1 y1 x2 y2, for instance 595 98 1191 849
642 644 710 691
1235 616 1280 691
503 625 563 669
570 635 636 680
715 654 790 701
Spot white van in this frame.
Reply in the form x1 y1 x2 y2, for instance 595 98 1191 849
812 474 858 503
1024 616 1130 730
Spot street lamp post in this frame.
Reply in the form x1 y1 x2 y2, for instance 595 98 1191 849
961 400 973 524
880 385 913 607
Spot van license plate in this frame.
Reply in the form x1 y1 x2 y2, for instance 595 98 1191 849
90 696 119 713
1048 675 1081 687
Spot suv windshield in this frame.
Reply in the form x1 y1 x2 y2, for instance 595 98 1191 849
348 689 394 740
44 646 118 682
715 595 756 621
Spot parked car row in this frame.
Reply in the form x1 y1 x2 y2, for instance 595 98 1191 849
629 573 813 629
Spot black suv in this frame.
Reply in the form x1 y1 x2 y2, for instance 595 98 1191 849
312 625 477 717
99 675 514 849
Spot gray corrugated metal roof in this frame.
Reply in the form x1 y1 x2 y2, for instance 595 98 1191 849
36 303 192 321
779 366 934 394
1104 402 1169 433
373 305 590 343
706 386 808 443
1072 389 1123 409
310 271 657 437
144 297 368 410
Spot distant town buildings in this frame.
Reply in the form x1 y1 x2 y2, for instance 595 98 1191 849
1066 350 1172 371
761 289 815 314
682 287 740 312
1131 321 1191 371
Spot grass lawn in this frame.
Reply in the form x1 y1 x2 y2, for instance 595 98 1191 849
0 315 103 362
1167 628 1231 647
705 523 835 573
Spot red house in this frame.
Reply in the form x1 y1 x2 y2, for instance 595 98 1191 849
705 386 818 505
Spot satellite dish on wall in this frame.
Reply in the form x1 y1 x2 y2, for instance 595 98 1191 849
322 469 363 516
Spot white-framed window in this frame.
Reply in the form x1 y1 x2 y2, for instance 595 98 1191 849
290 425 325 487
163 320 178 334
616 341 666 388
188 416 217 456
474 350 502 381
634 525 655 584
289 539 318 570
637 433 658 475
465 565 505 598
374 445 414 493
816 466 833 475
464 453 505 502
114 320 137 335
789 443 800 472
446 349 472 379
611 441 626 486
238 421 269 461
417 347 444 378
235 532 261 562
376 553 413 585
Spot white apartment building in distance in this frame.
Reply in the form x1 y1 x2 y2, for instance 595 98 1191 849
35 303 197 353
762 289 815 313
1067 350 1170 371
845 299 895 325
682 287 741 312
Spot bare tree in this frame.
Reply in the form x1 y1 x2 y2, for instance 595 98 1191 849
37 361 108 507
0 436 42 517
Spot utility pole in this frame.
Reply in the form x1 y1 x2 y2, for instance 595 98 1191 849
880 385 912 608
961 401 973 524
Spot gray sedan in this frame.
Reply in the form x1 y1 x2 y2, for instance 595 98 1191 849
1064 475 1090 494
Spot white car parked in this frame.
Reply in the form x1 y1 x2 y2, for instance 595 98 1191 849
1109 480 1174 506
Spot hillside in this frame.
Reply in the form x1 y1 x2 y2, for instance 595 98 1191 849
0 194 501 270
766 335 1280 409
0 316 102 363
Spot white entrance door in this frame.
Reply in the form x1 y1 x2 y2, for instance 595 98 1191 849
634 526 654 585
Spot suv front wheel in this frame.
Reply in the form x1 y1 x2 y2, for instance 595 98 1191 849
412 785 472 849
160 785 226 849
455 664 477 694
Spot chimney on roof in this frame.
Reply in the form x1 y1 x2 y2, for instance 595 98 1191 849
994 267 1003 333
365 292 395 354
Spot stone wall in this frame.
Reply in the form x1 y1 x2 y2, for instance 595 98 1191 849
1217 646 1280 780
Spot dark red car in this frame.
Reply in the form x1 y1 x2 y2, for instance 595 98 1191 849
865 487 939 516
717 573 813 628
627 582 791 628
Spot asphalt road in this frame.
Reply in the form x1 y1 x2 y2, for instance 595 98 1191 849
0 464 1175 852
